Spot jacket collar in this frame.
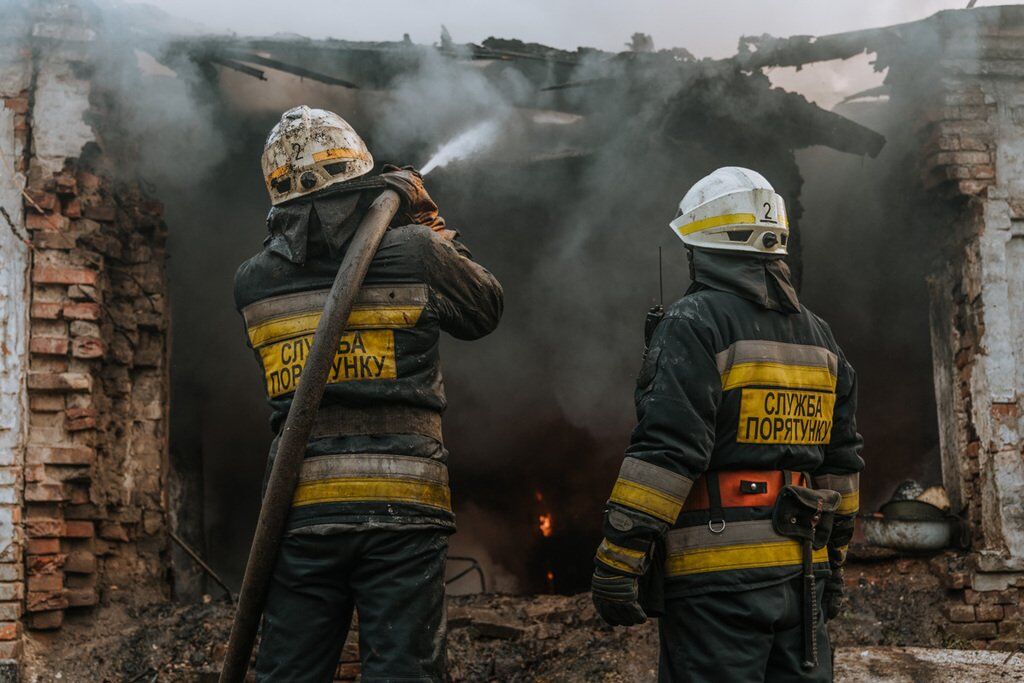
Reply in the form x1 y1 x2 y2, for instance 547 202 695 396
264 175 387 265
688 248 801 313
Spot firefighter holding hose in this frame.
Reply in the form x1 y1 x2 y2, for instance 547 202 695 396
591 167 863 682
233 106 503 681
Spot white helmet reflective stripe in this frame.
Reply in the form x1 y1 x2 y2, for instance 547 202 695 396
669 167 789 255
261 106 374 205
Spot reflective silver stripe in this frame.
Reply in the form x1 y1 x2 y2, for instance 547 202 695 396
617 458 694 502
596 538 647 574
242 284 429 327
665 519 790 553
310 405 443 442
716 340 838 376
298 454 448 485
812 472 859 494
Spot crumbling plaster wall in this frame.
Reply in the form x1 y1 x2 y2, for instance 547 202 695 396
900 12 1024 647
0 9 33 667
0 1 172 668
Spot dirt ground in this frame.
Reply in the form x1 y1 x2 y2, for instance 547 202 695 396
19 554 1020 682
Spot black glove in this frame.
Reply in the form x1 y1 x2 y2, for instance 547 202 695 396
591 567 647 626
822 564 845 621
380 164 450 236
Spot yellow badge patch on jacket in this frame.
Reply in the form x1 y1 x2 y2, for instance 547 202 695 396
241 284 426 399
259 329 396 398
738 388 835 444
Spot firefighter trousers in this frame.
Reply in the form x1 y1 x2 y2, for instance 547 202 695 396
659 576 831 683
254 529 449 683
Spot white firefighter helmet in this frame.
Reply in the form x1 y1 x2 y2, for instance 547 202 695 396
261 105 374 205
669 167 789 255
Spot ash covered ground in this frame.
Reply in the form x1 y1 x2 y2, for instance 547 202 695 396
18 554 1023 682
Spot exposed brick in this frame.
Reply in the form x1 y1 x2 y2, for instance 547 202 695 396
0 638 23 659
71 337 104 359
33 265 97 286
27 574 62 592
26 539 59 556
947 604 976 622
4 97 28 114
32 229 75 250
54 173 77 196
99 521 129 542
30 301 63 319
24 190 58 212
947 621 998 640
25 518 64 538
65 588 97 608
65 407 95 420
63 197 82 218
66 416 96 432
26 607 65 627
977 604 1005 622
63 521 94 539
0 603 22 622
63 550 96 574
28 394 64 412
83 204 116 222
25 212 70 231
69 320 100 337
0 584 23 602
29 336 68 356
0 566 22 584
972 164 995 179
0 623 18 641
77 171 101 192
26 445 95 466
27 371 92 392
62 302 100 321
24 484 65 503
27 553 64 575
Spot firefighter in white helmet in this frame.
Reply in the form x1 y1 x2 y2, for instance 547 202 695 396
236 106 503 681
591 167 863 682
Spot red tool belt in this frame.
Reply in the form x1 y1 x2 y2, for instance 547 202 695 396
681 469 808 513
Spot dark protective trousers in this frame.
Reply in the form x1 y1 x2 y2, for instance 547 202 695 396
659 577 831 683
255 530 449 683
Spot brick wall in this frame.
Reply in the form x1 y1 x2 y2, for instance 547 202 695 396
888 9 1024 649
21 163 169 631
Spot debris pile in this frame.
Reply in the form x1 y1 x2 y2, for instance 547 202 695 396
21 554 1023 681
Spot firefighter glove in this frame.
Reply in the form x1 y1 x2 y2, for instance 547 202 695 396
591 567 647 626
823 564 845 621
381 164 449 235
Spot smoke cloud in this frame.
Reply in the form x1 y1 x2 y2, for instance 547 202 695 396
38 0 955 593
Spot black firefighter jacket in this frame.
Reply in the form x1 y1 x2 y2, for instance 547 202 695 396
596 249 864 599
234 182 503 533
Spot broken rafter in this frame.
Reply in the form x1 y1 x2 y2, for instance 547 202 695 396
222 49 359 89
207 56 266 81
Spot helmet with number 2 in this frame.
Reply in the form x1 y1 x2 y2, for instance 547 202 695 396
261 105 374 206
669 167 789 255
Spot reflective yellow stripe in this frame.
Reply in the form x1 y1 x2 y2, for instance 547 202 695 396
248 307 424 347
675 212 758 236
837 491 860 516
312 147 371 162
609 479 683 523
721 362 837 391
267 165 289 181
596 539 646 574
665 541 829 576
293 477 452 511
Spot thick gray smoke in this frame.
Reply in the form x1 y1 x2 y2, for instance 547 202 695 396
53 0 955 593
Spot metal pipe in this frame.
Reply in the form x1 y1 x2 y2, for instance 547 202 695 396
169 530 235 603
219 190 401 682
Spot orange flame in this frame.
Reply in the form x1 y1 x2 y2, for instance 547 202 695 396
546 570 554 582
538 512 553 537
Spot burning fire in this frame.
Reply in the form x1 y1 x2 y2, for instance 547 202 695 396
535 490 554 537
538 513 553 537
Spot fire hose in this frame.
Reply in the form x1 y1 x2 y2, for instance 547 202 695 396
219 190 400 682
